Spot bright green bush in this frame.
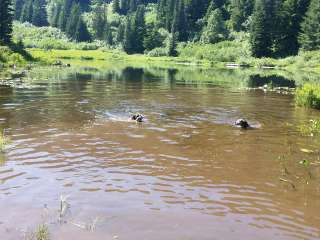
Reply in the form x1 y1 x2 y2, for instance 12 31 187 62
12 22 105 51
0 46 27 65
147 47 167 57
296 84 320 109
299 119 320 136
178 39 251 63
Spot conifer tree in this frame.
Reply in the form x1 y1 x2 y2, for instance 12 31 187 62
20 0 33 23
58 0 73 31
299 0 320 50
230 0 254 31
66 2 81 38
14 0 24 20
0 0 13 44
75 18 91 42
92 2 107 40
200 9 228 44
143 22 162 51
32 0 48 26
113 0 121 13
250 0 273 57
131 5 146 53
123 16 133 53
51 2 62 27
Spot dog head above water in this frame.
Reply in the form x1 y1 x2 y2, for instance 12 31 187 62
131 114 144 122
235 119 250 129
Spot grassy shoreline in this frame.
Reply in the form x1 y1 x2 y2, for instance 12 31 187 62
27 48 320 73
1 45 320 73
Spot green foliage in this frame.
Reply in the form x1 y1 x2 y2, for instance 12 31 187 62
179 38 251 62
91 2 107 40
0 46 27 65
299 119 320 136
19 0 48 27
296 83 320 109
250 0 274 58
147 47 167 57
229 0 254 31
299 0 320 51
0 0 13 44
35 224 50 240
200 9 228 44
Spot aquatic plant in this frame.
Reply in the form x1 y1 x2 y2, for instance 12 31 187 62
0 131 10 152
296 84 320 109
35 224 50 240
299 119 320 136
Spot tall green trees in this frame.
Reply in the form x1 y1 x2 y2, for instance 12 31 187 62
58 0 74 31
92 0 107 40
201 9 228 44
32 0 48 26
0 0 13 44
299 0 320 50
20 0 33 23
19 0 48 26
66 2 91 41
230 0 254 31
14 0 24 20
250 0 275 57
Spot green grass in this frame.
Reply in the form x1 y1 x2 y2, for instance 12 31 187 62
296 84 320 109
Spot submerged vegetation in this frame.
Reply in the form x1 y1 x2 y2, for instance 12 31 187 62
299 119 320 137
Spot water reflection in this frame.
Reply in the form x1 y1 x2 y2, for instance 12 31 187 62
0 65 320 239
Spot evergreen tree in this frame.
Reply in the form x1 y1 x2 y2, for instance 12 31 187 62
113 0 121 13
116 22 125 43
299 0 320 50
120 0 128 14
0 0 13 44
200 9 228 44
156 0 167 28
131 5 146 53
58 0 73 31
14 0 25 20
32 0 48 26
273 0 310 56
165 0 175 31
167 29 177 56
66 2 81 38
171 0 187 41
250 0 274 57
20 0 33 23
143 22 162 50
230 0 254 31
75 18 91 42
92 2 107 40
123 16 133 53
51 2 62 27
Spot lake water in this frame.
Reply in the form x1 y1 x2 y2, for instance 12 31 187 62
0 65 320 239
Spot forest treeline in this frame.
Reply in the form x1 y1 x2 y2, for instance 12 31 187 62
1 0 320 58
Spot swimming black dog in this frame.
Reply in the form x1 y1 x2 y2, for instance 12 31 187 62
235 119 250 129
131 114 144 122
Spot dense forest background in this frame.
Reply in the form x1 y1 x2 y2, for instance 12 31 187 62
1 0 320 58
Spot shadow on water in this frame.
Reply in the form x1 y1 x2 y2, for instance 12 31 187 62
248 74 296 88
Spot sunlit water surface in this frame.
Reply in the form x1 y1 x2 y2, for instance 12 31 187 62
0 66 320 239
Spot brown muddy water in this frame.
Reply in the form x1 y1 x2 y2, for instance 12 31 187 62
0 66 320 240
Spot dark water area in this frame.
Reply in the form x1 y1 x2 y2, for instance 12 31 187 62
0 65 320 239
